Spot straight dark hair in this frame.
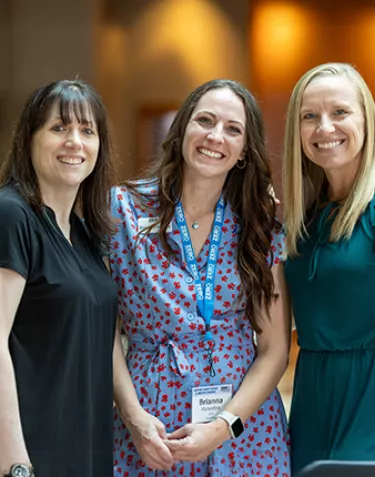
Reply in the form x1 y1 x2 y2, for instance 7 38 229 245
126 79 278 333
0 79 116 252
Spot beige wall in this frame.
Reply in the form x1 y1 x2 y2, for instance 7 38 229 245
0 1 12 157
0 0 99 159
0 0 249 180
95 0 250 180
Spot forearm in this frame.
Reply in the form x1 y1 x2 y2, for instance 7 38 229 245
224 263 292 422
0 349 30 473
224 345 289 422
113 328 143 423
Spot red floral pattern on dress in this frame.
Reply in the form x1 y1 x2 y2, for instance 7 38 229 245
110 184 290 476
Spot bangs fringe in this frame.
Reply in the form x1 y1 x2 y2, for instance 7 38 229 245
57 87 93 125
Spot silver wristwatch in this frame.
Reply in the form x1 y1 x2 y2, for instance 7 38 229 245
216 410 244 439
4 464 35 477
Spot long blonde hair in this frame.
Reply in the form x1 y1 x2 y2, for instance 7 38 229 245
283 63 375 256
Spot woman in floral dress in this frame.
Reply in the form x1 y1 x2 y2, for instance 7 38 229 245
111 79 291 476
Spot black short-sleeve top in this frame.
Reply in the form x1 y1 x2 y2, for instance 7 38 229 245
0 185 118 477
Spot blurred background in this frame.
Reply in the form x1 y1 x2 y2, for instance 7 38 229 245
2 0 375 411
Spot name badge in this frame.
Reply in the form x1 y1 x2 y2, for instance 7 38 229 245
138 217 172 234
192 384 232 423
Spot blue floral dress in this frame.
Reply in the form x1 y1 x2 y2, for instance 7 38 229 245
110 184 290 477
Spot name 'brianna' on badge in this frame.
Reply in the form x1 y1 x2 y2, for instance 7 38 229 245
199 397 224 406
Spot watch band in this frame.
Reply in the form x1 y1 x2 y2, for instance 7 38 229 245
4 463 35 477
217 409 235 422
216 410 244 439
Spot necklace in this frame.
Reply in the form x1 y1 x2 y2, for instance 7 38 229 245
192 220 199 230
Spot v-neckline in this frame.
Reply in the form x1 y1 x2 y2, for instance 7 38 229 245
43 205 75 248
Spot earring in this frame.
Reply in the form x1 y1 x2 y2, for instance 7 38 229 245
236 158 246 169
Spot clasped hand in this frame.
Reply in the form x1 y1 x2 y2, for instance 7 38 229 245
164 420 231 463
127 410 230 470
125 408 174 470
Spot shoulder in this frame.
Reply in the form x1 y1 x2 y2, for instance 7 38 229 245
0 186 35 226
0 185 26 207
365 194 375 220
0 186 35 278
111 180 160 217
270 222 285 265
111 185 128 208
128 178 159 196
112 179 159 202
223 202 241 234
356 194 375 239
271 221 285 240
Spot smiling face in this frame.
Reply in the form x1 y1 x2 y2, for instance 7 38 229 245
300 74 366 177
30 101 100 194
181 87 246 182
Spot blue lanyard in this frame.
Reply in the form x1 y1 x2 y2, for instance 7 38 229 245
175 196 225 345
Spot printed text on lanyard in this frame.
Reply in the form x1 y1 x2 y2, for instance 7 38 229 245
175 196 225 377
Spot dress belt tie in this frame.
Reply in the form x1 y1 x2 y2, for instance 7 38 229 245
129 337 191 377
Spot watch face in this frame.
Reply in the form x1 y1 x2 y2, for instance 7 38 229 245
11 464 31 477
231 416 244 438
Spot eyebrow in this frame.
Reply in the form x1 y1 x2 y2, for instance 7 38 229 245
300 108 313 115
194 110 245 127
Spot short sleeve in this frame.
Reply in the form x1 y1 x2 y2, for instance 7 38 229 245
268 224 285 266
109 185 137 259
110 185 142 232
110 185 130 221
0 195 32 278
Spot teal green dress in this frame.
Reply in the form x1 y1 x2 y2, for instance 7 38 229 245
285 199 375 476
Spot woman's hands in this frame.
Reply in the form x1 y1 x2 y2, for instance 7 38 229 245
164 418 231 462
113 328 173 470
126 409 230 468
124 408 174 470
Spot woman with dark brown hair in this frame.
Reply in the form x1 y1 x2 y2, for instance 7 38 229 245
111 79 291 476
0 79 118 477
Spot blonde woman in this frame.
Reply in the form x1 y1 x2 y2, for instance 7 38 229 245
283 63 375 475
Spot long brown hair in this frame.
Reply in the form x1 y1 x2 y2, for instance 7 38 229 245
0 79 116 252
127 79 277 332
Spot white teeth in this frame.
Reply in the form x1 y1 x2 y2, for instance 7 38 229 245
58 157 83 165
316 141 342 149
198 148 223 158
